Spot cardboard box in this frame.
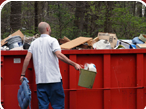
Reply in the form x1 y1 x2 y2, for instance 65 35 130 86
98 32 118 49
1 30 24 46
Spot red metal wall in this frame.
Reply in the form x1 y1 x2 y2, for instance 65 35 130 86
1 50 146 109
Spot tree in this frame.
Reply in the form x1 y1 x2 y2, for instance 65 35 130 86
135 2 142 17
145 6 146 18
104 1 114 33
74 1 85 38
1 1 146 39
10 1 22 32
1 2 11 39
34 1 38 33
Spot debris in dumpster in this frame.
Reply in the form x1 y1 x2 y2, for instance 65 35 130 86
87 37 99 46
132 37 144 44
93 36 99 42
76 43 93 49
115 40 131 49
87 39 95 46
97 32 118 49
2 29 146 50
23 43 30 49
93 39 111 49
23 34 39 44
136 44 146 49
116 45 125 49
138 34 146 42
1 46 9 50
63 36 70 42
60 36 92 50
58 36 70 45
6 36 23 50
1 30 24 46
84 63 97 72
10 47 24 50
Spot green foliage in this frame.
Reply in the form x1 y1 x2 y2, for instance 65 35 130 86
111 7 146 38
1 1 146 40
48 3 76 39
21 29 38 37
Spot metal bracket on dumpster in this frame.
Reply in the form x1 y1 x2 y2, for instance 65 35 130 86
137 87 144 89
28 68 32 71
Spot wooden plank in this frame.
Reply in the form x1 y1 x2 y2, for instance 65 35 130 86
60 37 92 50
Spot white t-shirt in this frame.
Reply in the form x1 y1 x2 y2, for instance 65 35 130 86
28 34 62 84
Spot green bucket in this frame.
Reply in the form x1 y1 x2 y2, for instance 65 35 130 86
78 69 97 89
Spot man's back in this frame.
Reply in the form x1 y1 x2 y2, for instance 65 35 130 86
28 34 62 84
20 22 81 109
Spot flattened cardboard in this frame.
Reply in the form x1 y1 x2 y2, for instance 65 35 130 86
136 44 146 49
98 32 117 49
60 37 92 50
1 30 24 46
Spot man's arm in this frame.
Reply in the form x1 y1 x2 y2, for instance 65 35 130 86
55 51 81 70
20 52 32 82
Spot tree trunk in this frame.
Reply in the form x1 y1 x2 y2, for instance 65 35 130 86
132 1 136 16
10 1 22 32
43 1 49 20
74 1 85 37
136 2 142 17
145 6 146 18
84 2 89 35
34 1 38 33
104 1 114 33
58 3 62 38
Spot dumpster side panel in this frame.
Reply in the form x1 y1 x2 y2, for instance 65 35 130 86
2 55 34 109
59 56 70 109
76 54 103 89
144 54 146 107
1 56 4 107
1 50 146 109
111 54 136 109
76 54 103 109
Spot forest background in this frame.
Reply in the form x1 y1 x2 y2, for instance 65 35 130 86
1 1 146 40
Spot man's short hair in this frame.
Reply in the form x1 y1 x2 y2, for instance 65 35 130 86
38 22 48 34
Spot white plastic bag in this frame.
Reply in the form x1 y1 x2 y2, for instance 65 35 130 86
84 63 97 72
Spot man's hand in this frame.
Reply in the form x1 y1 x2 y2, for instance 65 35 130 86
74 63 81 70
20 76 25 83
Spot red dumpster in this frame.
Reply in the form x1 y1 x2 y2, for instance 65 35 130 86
1 49 146 109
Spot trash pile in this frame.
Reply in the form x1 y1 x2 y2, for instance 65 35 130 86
1 30 39 50
84 63 97 72
59 32 146 49
1 30 146 50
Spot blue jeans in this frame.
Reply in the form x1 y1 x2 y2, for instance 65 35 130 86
37 81 65 109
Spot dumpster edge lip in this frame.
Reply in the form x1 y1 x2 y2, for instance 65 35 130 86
1 49 146 55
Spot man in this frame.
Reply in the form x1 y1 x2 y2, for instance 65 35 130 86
20 22 81 109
